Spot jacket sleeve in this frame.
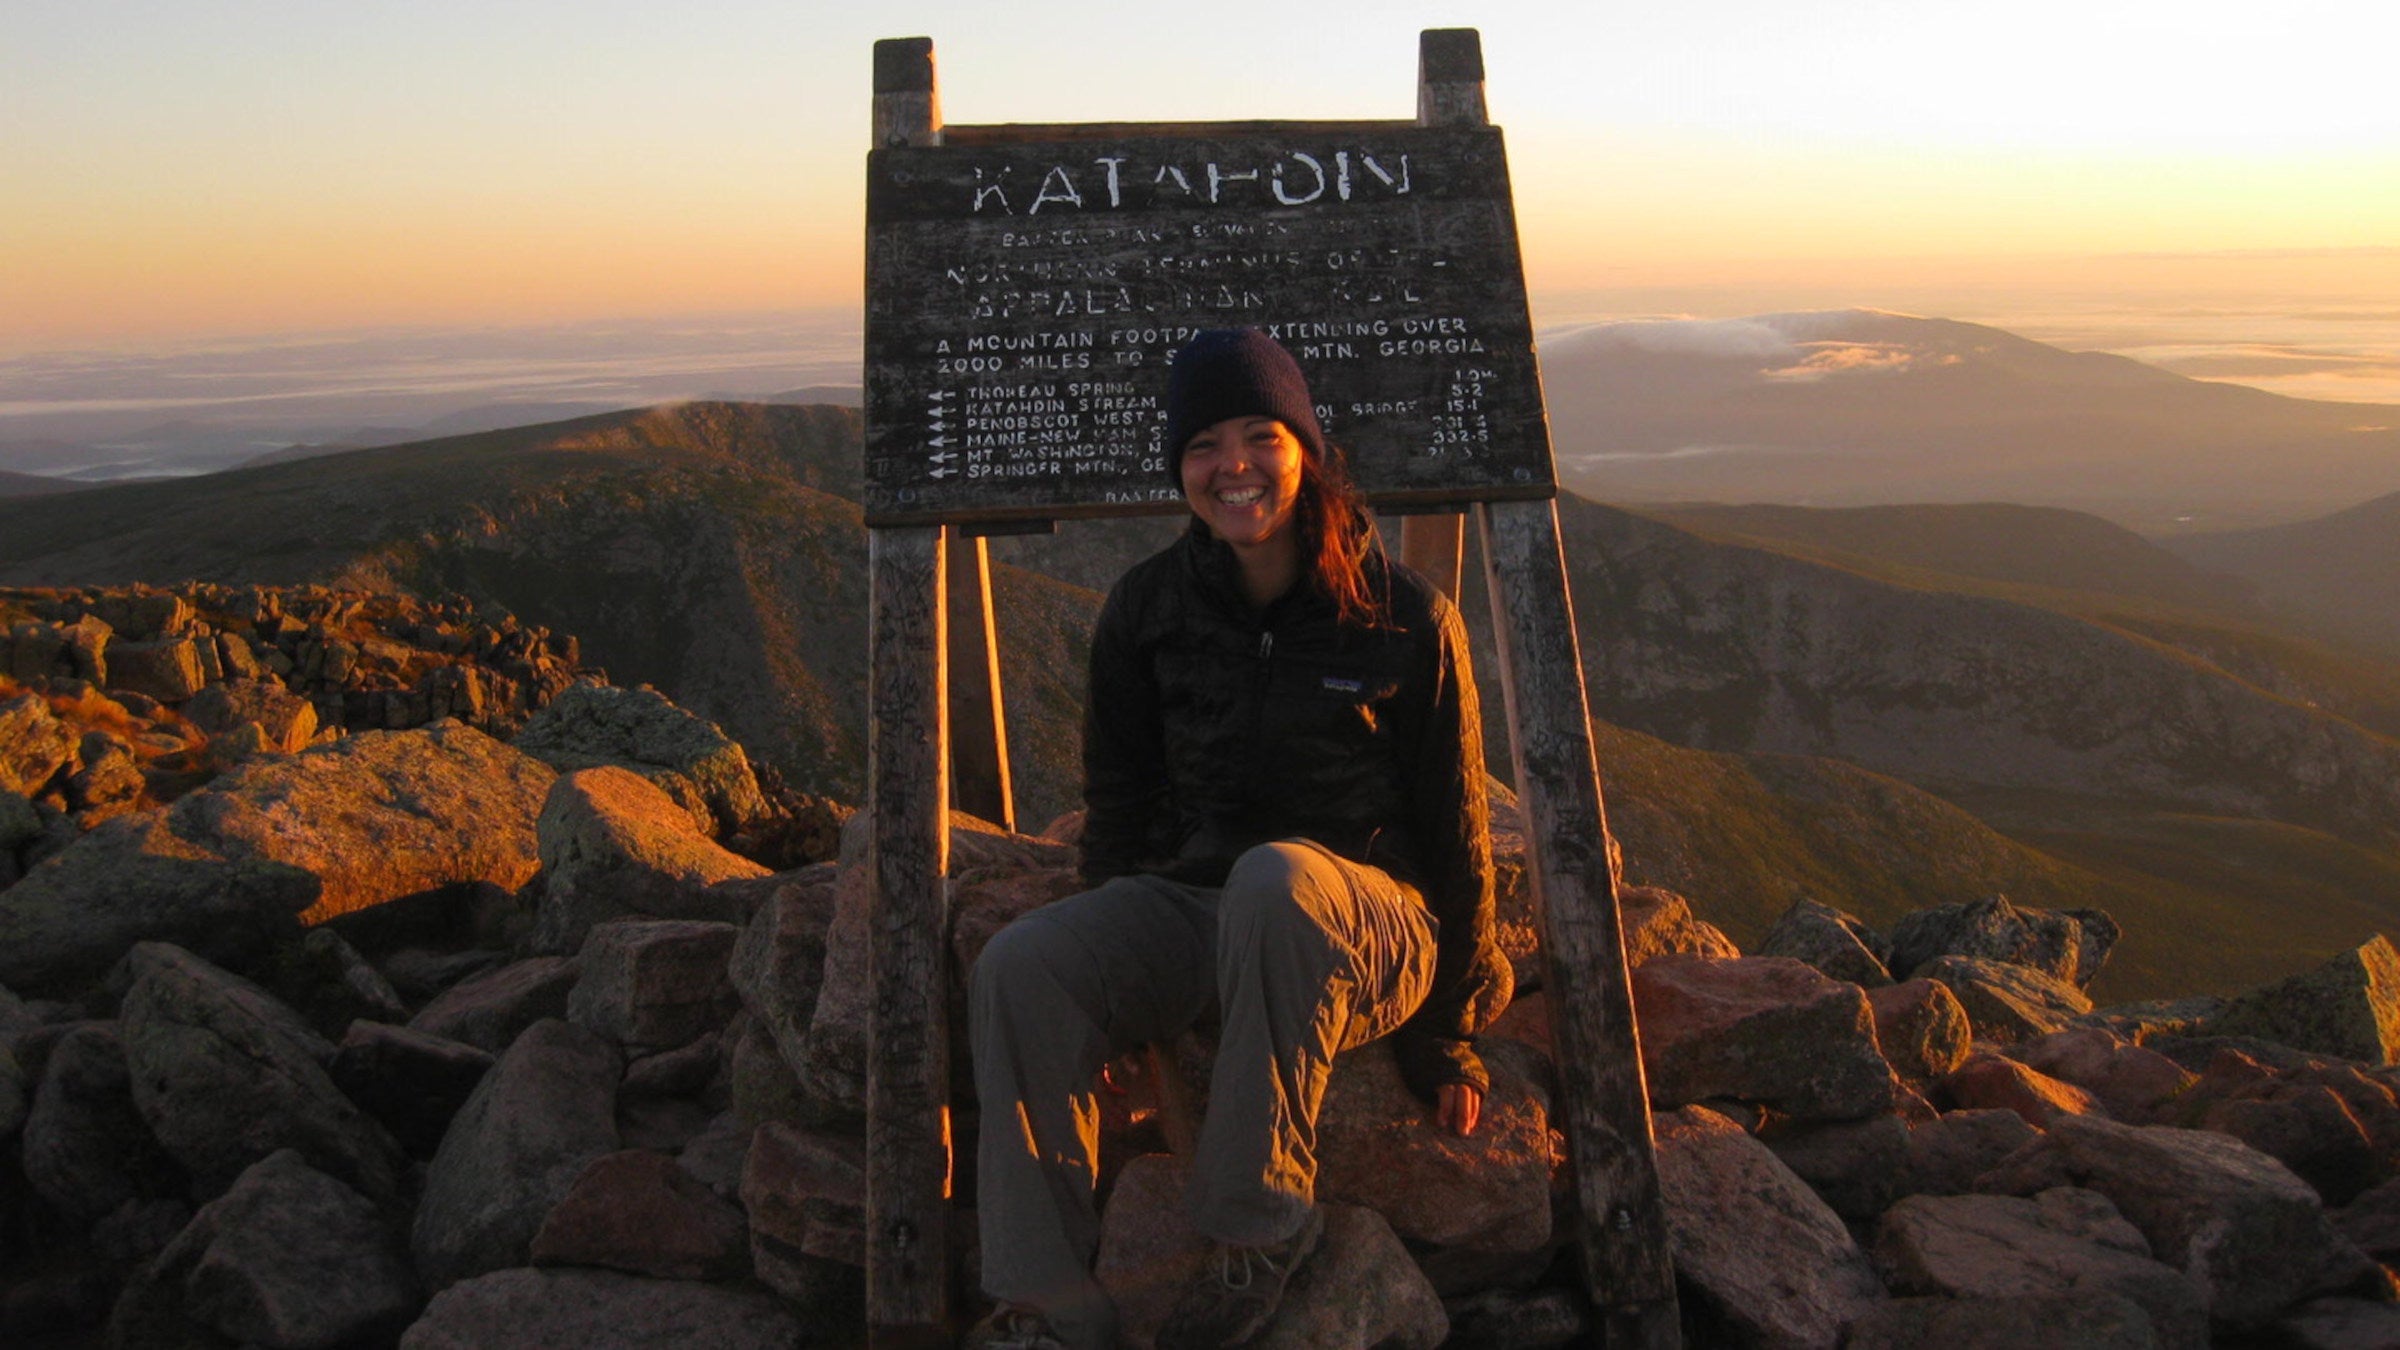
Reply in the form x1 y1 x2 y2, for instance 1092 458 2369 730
1391 587 1512 1103
1078 576 1166 886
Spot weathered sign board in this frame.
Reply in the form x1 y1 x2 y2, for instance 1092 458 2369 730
863 125 1555 526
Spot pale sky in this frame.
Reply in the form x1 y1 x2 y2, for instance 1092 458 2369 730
5 0 2397 353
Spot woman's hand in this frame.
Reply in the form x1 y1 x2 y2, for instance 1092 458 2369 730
1434 1083 1482 1137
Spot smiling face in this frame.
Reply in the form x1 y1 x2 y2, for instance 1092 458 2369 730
1179 414 1308 557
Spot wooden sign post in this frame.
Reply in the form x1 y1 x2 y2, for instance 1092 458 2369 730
863 30 1678 1347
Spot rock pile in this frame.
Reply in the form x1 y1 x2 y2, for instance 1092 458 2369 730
4 583 586 740
0 583 589 873
5 674 2400 1346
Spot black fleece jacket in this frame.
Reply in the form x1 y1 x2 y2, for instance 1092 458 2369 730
1078 523 1511 1100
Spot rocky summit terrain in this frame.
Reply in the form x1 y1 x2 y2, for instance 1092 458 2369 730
4 580 2400 1348
5 399 2400 1347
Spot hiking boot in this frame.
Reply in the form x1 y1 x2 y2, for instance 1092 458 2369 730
1155 1205 1325 1349
963 1302 1068 1350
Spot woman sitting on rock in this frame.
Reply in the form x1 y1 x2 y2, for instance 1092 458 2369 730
968 328 1509 1350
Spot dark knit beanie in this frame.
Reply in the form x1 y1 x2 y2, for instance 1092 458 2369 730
1162 328 1326 486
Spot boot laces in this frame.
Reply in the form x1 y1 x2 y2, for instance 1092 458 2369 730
1217 1241 1285 1292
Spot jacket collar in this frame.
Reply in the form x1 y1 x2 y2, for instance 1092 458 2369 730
1179 516 1326 623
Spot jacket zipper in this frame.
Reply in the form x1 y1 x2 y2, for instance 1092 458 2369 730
1248 628 1274 799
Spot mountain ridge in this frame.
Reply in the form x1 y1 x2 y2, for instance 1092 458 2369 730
2168 489 2400 659
1543 309 2400 527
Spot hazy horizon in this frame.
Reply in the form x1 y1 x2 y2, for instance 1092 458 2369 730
7 277 2397 453
7 2 2394 350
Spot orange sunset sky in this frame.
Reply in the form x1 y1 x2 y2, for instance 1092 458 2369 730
5 0 2397 394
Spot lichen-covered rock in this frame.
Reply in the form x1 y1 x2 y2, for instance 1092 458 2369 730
748 1114 873 1268
1920 954 2093 1044
1758 898 1892 987
1314 1039 1554 1251
1940 1054 2104 1127
0 1036 22 1140
1842 1292 2159 1350
528 1149 749 1281
397 1267 805 1350
740 1120 864 1301
804 810 1072 1113
1632 955 1899 1120
1869 978 1973 1083
2270 1297 2400 1350
1874 1188 2207 1348
1653 1105 1885 1349
0 814 316 995
5 620 71 684
1887 894 2120 989
621 1029 721 1099
277 927 409 1038
1439 1287 1589 1350
1094 1156 1446 1350
1618 885 1741 968
90 590 191 641
65 730 145 820
1974 1115 2366 1330
727 1016 811 1127
107 636 207 703
0 786 42 854
1093 1154 1205 1349
184 679 318 754
149 1149 421 1350
119 942 404 1202
328 1021 495 1158
412 1019 620 1290
1903 1109 2040 1198
380 946 510 1003
171 720 555 925
949 865 1088 976
566 919 739 1052
1249 1204 1448 1350
725 867 838 1080
407 957 579 1055
2207 936 2400 1066
2335 1176 2400 1262
512 683 770 834
1762 1114 1912 1223
530 767 768 954
2013 1027 2197 1125
2173 1055 2389 1206
0 692 77 796
21 1022 185 1225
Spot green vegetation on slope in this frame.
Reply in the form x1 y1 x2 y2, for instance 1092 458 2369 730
1638 498 2400 740
2169 489 2400 659
1590 722 2135 974
1949 788 2400 1003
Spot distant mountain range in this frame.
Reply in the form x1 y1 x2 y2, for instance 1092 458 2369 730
10 309 2397 532
8 398 2398 1001
0 469 88 499
1542 310 2400 530
2167 489 2400 659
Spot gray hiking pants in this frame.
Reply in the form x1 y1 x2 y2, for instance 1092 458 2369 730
969 839 1439 1349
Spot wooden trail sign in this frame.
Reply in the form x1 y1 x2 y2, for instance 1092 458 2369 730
864 117 1554 526
862 29 1679 1349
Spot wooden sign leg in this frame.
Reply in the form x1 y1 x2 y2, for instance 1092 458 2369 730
1476 499 1680 1348
943 526 1015 832
1398 512 1465 598
867 524 953 1347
